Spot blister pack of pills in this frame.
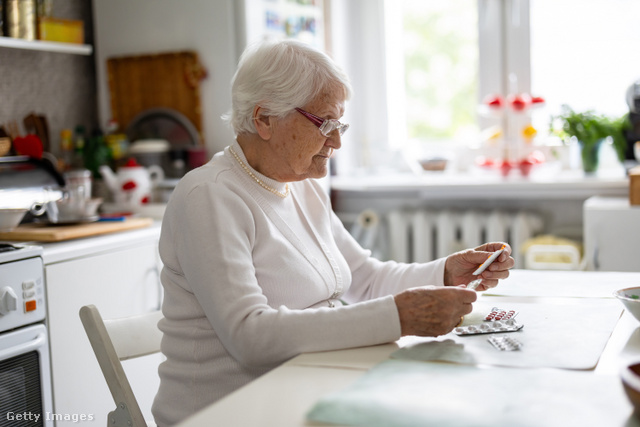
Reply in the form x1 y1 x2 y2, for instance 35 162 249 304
488 335 523 351
484 307 518 322
453 318 523 336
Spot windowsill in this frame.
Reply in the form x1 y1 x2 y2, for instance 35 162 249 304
330 166 629 200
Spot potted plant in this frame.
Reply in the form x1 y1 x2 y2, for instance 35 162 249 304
551 105 630 173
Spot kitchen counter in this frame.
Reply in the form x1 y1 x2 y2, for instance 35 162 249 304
40 219 161 264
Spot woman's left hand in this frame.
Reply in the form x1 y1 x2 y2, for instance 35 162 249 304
443 242 514 291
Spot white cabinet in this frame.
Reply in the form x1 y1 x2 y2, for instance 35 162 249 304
584 196 640 272
43 224 163 426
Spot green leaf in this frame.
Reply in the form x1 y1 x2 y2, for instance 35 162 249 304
551 105 630 162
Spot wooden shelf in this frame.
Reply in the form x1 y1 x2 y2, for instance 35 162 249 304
0 36 92 55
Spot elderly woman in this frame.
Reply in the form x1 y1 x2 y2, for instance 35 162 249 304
152 39 514 426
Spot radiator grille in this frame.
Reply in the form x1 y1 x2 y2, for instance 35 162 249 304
385 209 543 268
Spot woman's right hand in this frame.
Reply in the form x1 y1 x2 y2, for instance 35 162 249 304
394 286 477 337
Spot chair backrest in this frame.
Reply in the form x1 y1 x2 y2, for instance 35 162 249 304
79 304 163 427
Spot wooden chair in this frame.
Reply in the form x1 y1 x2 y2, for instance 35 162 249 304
79 304 163 427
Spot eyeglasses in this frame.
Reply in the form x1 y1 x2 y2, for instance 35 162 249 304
295 107 349 137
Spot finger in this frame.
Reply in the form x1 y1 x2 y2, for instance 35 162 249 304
481 280 499 289
462 303 474 315
476 280 499 291
469 250 498 267
491 259 515 274
459 288 478 303
482 266 511 278
500 243 512 256
485 255 515 273
478 242 508 253
498 250 513 263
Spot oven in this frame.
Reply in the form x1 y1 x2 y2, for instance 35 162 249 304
0 243 53 427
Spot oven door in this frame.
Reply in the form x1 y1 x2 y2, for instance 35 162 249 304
0 324 53 427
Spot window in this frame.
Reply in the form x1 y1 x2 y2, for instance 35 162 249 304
386 0 479 148
529 0 640 130
332 0 640 174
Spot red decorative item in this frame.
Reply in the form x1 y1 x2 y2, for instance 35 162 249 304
475 156 495 168
530 96 545 105
141 196 150 204
500 160 513 177
483 94 504 108
13 134 44 158
123 158 141 168
518 159 534 176
509 95 528 111
121 180 137 191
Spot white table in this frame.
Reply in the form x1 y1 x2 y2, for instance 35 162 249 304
177 271 640 426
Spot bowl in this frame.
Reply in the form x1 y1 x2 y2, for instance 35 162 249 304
418 157 448 171
0 208 28 231
621 362 640 416
614 287 640 322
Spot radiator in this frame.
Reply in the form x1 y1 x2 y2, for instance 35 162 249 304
385 209 544 268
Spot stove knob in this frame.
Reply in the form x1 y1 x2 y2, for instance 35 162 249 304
0 287 18 316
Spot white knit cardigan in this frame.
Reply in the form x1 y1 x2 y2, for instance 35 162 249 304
152 142 446 426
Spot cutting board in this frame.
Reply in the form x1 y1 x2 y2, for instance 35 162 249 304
107 50 206 137
0 217 154 242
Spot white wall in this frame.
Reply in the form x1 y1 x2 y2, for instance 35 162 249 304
92 0 239 156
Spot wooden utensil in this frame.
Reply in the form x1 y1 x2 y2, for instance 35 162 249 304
23 113 50 151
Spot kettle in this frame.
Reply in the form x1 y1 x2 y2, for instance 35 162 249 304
99 158 164 211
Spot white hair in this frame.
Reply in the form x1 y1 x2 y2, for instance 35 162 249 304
223 39 353 135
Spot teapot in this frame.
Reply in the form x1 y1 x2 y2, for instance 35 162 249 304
99 158 164 211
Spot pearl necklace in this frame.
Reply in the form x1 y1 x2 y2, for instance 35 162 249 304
229 147 290 198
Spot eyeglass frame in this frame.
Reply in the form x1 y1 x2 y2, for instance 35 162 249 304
294 107 349 137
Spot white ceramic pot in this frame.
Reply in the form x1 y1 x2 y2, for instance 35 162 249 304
99 159 164 212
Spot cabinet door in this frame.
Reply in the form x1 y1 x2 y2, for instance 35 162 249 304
46 242 163 426
584 198 640 272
